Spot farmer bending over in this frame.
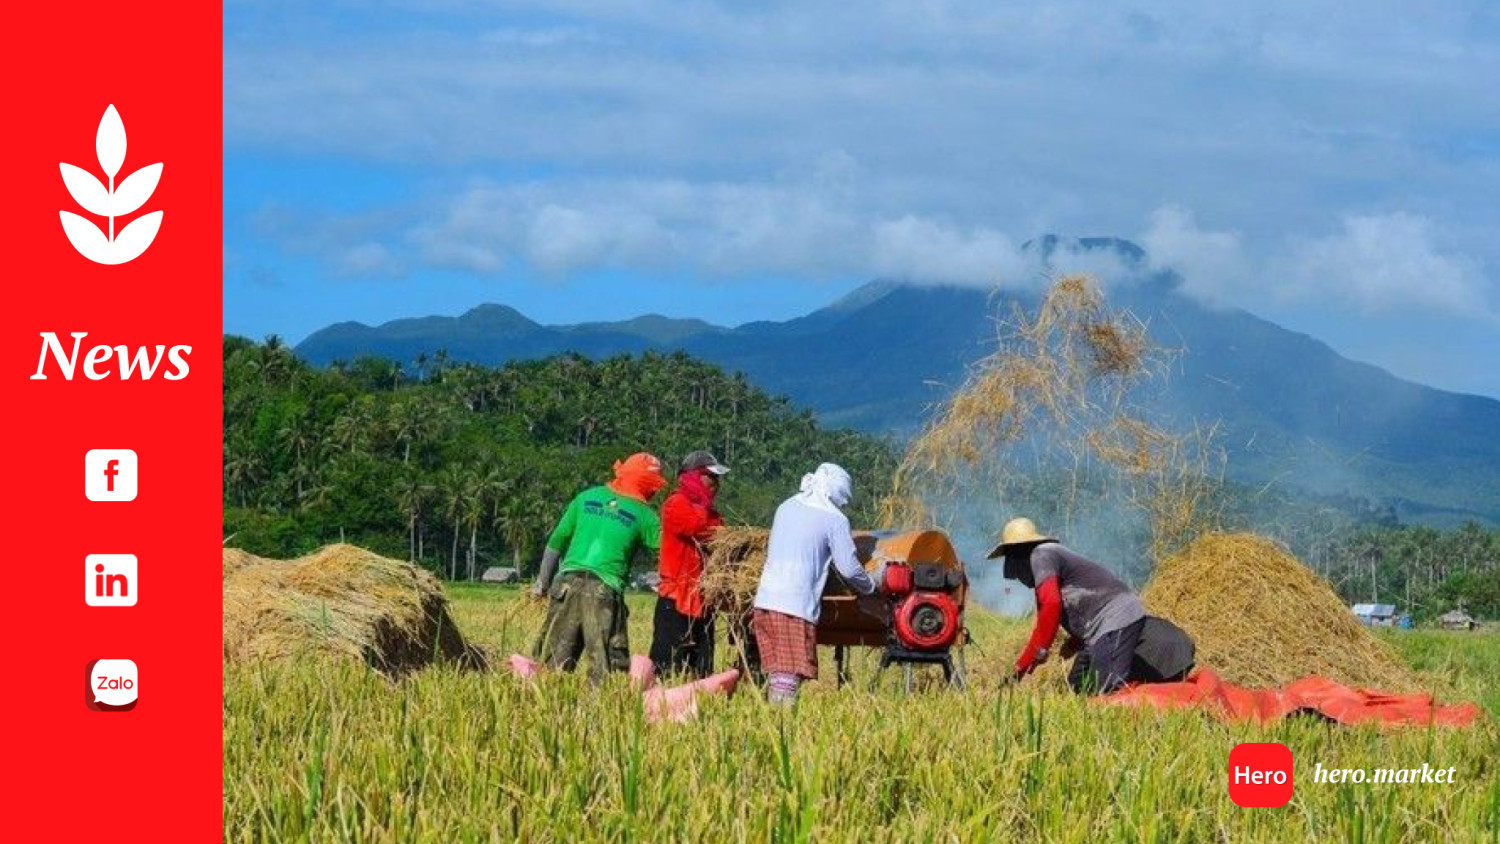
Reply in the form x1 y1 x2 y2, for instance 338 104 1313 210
650 450 730 678
533 453 666 682
752 463 876 704
989 518 1194 695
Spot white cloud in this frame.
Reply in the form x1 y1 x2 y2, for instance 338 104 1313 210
1139 206 1250 304
224 1 1500 312
871 216 1028 286
1040 243 1139 289
1277 213 1492 317
479 26 614 49
222 1 1500 393
286 170 1052 288
336 242 404 278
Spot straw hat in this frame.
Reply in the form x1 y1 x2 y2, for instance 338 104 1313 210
984 517 1055 559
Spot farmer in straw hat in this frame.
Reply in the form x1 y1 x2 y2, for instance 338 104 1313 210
649 450 731 678
751 463 877 704
533 453 667 682
989 517 1194 695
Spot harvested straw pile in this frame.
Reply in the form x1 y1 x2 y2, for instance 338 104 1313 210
700 527 769 610
1143 533 1414 689
224 544 486 676
222 548 266 580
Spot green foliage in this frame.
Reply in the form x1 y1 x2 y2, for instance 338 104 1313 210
223 338 898 576
1275 521 1500 621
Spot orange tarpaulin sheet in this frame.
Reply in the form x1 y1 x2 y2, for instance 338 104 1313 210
1102 669 1484 727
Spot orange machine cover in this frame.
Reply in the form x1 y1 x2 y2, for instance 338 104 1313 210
815 529 966 647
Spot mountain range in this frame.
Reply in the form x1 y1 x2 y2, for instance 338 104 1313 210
295 238 1500 525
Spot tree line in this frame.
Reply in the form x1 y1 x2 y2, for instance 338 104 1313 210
1302 523 1500 622
223 335 1498 619
223 337 897 577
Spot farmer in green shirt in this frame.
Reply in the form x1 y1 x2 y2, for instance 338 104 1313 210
533 452 666 681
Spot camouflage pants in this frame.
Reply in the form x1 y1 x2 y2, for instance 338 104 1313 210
533 571 630 682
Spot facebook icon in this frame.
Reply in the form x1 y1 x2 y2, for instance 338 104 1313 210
85 449 138 501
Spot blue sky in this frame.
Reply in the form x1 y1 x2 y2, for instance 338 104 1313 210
224 1 1500 398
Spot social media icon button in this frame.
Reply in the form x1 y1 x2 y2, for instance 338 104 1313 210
86 554 137 607
85 449 137 501
86 659 138 711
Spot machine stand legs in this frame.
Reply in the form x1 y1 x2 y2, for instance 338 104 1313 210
873 645 965 693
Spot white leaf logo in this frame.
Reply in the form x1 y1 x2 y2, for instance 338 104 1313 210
60 104 163 265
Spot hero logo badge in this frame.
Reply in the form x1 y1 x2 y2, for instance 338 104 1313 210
59 105 164 265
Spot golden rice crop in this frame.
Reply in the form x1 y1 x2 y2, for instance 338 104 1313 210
224 585 1499 843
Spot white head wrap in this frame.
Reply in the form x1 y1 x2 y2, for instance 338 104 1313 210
796 463 852 514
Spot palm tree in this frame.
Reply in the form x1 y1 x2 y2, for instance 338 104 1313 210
494 493 534 571
460 470 486 581
463 466 507 581
223 437 263 508
329 404 372 457
395 474 433 563
260 335 298 388
388 398 434 465
277 410 317 502
438 466 468 580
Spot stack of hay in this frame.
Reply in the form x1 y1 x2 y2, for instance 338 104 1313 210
699 527 770 611
223 544 486 676
1143 533 1415 689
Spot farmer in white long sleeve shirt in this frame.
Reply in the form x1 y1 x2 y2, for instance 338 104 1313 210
752 463 876 704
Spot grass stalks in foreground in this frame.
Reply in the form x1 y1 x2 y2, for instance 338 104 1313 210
224 588 1499 843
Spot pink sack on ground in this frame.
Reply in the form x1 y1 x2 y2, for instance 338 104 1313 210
629 655 657 691
643 669 742 724
644 684 699 723
507 653 544 681
693 668 741 696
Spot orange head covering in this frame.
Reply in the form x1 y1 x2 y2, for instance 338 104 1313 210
608 452 667 502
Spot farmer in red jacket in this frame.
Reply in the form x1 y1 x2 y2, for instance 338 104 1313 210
649 451 730 677
989 517 1194 695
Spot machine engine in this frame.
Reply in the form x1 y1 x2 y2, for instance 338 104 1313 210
882 561 964 651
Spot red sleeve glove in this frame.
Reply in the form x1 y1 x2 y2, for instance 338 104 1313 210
663 492 713 539
1014 576 1062 676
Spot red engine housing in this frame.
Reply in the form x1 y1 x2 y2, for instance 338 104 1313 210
884 562 914 597
892 591 961 651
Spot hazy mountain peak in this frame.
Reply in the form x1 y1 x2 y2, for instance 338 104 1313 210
828 279 904 312
1023 235 1149 269
457 304 538 332
568 314 726 344
294 271 1500 524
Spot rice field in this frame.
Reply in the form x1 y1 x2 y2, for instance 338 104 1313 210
224 585 1500 843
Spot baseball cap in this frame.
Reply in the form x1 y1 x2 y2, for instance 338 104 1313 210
680 450 730 475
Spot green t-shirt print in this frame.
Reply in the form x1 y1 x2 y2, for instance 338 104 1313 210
547 485 662 592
